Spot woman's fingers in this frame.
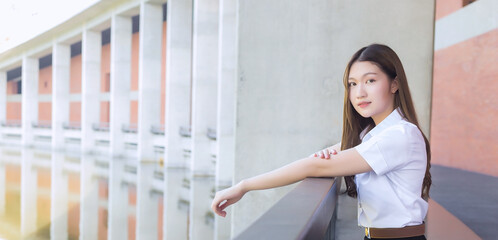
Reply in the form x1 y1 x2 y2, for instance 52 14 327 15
211 184 245 217
311 148 338 159
212 198 228 217
323 149 337 159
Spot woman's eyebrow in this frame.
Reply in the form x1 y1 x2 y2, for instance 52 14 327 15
348 72 377 80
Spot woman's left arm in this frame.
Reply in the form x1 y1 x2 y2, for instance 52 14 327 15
212 148 372 217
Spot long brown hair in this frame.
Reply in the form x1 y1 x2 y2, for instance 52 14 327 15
340 44 432 200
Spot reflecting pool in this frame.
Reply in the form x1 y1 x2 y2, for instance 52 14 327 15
0 146 215 239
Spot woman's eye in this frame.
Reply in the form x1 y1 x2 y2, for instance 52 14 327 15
348 82 356 87
367 79 375 83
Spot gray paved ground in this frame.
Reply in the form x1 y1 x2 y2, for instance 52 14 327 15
335 179 364 240
429 164 498 240
334 165 498 240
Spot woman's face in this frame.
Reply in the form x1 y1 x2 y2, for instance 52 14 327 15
348 61 398 125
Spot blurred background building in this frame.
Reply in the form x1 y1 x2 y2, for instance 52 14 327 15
0 0 496 239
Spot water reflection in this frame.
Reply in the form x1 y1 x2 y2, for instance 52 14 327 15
0 146 215 240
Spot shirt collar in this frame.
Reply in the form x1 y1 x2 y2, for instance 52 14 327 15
364 107 405 138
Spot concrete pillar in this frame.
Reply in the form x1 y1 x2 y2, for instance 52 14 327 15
0 71 6 145
107 157 129 240
79 155 99 239
232 0 435 236
21 56 39 147
136 164 158 239
137 2 162 162
190 0 219 176
164 0 193 168
20 148 37 237
136 2 162 238
110 15 132 158
190 176 215 240
50 152 68 240
214 0 236 239
52 43 71 150
81 29 102 154
163 168 188 240
189 0 219 238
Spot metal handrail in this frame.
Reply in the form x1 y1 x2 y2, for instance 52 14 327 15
207 128 216 140
92 122 110 132
0 120 22 127
179 126 191 137
32 121 52 129
235 177 341 240
122 123 138 133
63 122 81 130
151 124 165 135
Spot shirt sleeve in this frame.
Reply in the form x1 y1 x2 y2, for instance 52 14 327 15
354 125 411 175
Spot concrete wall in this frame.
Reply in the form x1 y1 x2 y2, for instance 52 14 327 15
233 0 435 235
38 65 52 122
432 0 498 176
100 43 111 123
436 0 463 20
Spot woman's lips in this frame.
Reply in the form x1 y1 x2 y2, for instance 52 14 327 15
359 102 371 108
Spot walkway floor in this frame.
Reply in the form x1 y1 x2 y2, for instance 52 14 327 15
335 164 498 240
430 164 498 240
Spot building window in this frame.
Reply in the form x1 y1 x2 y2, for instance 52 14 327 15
104 73 111 92
17 81 22 94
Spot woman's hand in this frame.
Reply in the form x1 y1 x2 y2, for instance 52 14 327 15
211 181 247 217
310 148 338 159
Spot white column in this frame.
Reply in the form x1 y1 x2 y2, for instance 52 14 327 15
164 0 193 237
0 71 6 144
190 1 219 239
81 29 102 154
190 176 215 240
52 43 71 150
137 2 162 239
20 148 37 237
190 0 219 176
136 164 158 239
137 2 162 162
109 15 132 158
21 56 39 147
163 169 188 240
50 152 68 240
107 158 129 240
79 155 99 239
214 0 236 239
164 0 193 168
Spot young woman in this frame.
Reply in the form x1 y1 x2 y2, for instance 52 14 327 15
211 44 431 240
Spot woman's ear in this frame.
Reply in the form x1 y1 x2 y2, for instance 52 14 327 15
391 77 399 94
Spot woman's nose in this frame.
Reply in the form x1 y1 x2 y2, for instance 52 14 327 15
355 84 367 98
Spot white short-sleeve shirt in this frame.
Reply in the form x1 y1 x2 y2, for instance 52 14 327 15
353 107 428 228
